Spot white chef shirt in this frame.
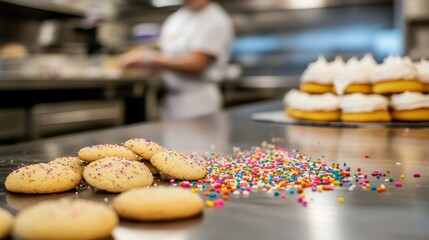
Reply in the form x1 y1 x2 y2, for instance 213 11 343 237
159 2 234 120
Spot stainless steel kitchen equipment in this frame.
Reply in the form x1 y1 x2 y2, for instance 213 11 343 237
0 101 428 240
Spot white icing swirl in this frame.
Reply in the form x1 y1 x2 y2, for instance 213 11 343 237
330 56 346 76
416 58 429 83
391 92 429 110
301 56 334 84
360 53 377 69
333 55 376 95
340 93 389 113
371 56 417 83
284 89 339 111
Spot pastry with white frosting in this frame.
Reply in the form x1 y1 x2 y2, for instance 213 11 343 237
339 93 391 122
391 92 429 121
416 58 429 93
371 56 422 94
333 54 376 95
284 89 340 122
300 56 335 94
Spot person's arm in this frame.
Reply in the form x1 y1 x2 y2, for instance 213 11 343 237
119 48 215 74
151 51 215 74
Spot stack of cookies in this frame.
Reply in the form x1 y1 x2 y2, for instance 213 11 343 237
3 138 207 239
284 55 429 123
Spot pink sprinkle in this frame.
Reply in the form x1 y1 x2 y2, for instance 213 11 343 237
280 194 286 199
298 197 303 203
357 168 361 172
215 199 225 208
364 174 368 179
395 182 402 187
413 173 421 178
302 201 308 207
169 179 175 184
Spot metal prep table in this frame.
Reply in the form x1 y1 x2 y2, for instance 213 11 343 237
0 101 428 240
0 76 161 141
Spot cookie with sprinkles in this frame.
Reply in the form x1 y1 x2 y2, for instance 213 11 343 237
78 144 140 162
5 163 82 194
49 157 85 176
0 208 13 239
113 187 204 221
83 157 153 193
150 150 206 180
123 138 166 161
14 199 118 240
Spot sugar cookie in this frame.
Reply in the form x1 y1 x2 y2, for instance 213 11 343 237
78 144 140 162
0 208 13 239
5 163 82 194
49 157 85 176
113 187 203 221
123 138 166 161
150 151 206 180
83 157 153 193
14 199 118 240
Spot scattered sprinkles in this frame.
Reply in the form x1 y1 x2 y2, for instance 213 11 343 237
169 143 420 208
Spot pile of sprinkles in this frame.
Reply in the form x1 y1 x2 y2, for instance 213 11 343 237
171 143 421 208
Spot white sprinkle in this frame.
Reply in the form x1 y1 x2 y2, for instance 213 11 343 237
104 198 108 202
396 162 402 166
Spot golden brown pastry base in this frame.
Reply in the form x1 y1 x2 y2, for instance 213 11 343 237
300 82 333 94
423 83 429 93
341 110 391 123
392 108 429 122
333 84 372 95
286 107 341 122
372 80 423 94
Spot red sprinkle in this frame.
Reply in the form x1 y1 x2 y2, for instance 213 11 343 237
364 154 369 159
413 173 421 178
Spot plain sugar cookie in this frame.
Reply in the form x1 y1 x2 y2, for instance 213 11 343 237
49 157 85 176
78 144 140 162
5 163 82 194
0 208 13 239
113 187 204 221
150 151 206 180
14 199 118 240
83 157 153 193
123 138 166 161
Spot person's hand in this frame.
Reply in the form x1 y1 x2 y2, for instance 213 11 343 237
119 46 157 69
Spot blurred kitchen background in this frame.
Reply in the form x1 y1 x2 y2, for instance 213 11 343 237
0 0 428 143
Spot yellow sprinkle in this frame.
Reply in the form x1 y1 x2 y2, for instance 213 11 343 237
400 175 405 179
300 193 306 198
338 197 345 203
333 181 341 185
317 187 323 193
366 183 371 188
205 200 214 208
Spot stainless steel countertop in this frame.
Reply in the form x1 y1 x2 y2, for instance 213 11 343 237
1 101 429 240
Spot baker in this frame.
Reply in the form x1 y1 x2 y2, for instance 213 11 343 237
120 0 234 120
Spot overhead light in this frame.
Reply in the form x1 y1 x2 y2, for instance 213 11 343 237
151 0 183 8
285 0 327 9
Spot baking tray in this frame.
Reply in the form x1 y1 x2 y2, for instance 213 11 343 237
251 111 429 128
